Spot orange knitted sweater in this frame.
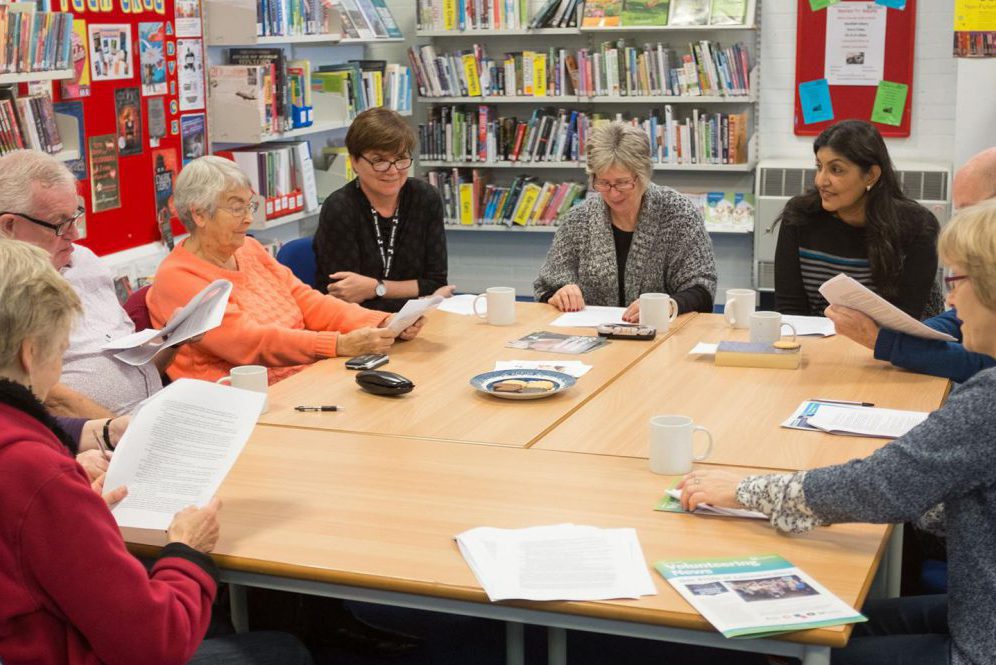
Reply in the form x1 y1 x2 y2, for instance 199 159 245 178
148 237 388 384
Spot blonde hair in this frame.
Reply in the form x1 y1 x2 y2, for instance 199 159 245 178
0 239 81 372
174 156 252 232
585 122 652 187
938 198 996 310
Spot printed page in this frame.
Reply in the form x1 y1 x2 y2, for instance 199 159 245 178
780 315 836 337
818 274 955 341
805 404 929 439
437 293 481 316
549 306 627 328
104 378 265 530
387 295 444 334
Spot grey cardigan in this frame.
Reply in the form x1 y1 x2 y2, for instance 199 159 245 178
533 184 717 310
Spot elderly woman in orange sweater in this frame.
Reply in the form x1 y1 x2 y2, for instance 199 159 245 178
148 156 424 385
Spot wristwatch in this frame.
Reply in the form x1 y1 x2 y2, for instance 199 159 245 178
375 280 387 297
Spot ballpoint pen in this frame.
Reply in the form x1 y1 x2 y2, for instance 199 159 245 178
92 426 112 461
811 398 875 407
294 405 344 412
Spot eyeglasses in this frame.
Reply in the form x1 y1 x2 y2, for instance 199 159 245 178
360 154 413 172
944 274 970 291
591 178 637 193
217 198 260 219
0 205 86 237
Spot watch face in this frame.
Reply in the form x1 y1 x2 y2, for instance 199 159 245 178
375 282 387 297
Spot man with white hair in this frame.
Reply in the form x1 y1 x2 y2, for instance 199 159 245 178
0 150 174 416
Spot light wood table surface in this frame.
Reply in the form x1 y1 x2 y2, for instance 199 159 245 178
257 302 693 447
533 314 951 470
126 424 887 653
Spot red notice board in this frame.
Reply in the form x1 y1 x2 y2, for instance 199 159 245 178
794 0 916 137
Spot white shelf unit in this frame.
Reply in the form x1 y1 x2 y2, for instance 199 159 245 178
250 207 320 231
416 27 582 37
0 69 74 85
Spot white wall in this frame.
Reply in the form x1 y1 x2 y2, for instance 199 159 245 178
954 58 996 169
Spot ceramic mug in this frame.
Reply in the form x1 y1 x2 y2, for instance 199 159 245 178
473 287 516 326
749 311 798 346
723 288 757 330
216 365 269 413
649 415 714 475
639 293 679 332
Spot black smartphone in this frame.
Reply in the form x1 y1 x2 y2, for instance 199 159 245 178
596 324 657 341
345 354 390 370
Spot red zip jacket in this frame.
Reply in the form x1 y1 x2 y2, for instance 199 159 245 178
0 400 219 665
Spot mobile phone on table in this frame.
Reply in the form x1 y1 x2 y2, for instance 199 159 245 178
345 354 389 370
596 323 657 341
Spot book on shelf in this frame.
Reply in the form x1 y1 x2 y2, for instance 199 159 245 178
529 0 582 29
216 140 318 221
416 0 572 32
409 39 751 99
0 7 73 74
581 0 748 28
208 64 279 138
228 48 292 132
682 191 754 232
710 0 747 25
0 89 63 155
668 0 711 26
254 0 334 37
325 0 402 39
312 60 411 117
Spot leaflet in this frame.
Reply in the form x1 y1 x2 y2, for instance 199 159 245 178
103 279 232 366
656 489 766 520
655 554 866 639
388 295 444 334
782 400 928 439
550 306 627 328
506 331 609 355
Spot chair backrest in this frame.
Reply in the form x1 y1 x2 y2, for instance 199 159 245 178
123 285 153 331
276 236 318 288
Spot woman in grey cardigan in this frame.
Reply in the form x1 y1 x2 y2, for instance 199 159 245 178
533 122 717 320
679 200 996 665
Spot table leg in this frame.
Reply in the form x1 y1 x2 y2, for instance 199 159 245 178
801 645 831 665
886 524 904 598
505 622 524 665
548 627 567 665
229 583 249 634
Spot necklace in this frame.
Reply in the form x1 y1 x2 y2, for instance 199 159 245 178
370 206 400 279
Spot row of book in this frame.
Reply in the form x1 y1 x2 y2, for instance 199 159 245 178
408 40 751 99
427 169 588 227
583 0 748 28
216 141 319 220
0 91 63 156
0 9 73 75
416 0 535 32
311 61 413 117
419 106 750 165
254 0 400 38
326 0 403 39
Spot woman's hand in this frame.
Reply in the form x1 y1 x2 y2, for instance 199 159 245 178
167 497 222 553
678 470 747 512
338 326 396 356
622 300 640 323
395 316 425 341
77 449 110 482
433 284 456 298
824 305 880 350
91 474 128 508
327 272 377 303
548 284 585 312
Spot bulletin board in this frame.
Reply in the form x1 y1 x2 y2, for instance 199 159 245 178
46 0 207 256
793 0 916 137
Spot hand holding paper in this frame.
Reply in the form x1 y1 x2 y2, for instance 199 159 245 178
388 295 444 334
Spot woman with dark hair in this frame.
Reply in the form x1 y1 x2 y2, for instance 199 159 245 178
774 119 940 318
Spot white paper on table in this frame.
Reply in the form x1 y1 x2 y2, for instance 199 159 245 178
437 293 481 316
456 524 657 602
805 404 929 439
388 295 445 334
550 306 627 328
781 315 836 337
104 378 265 530
818 274 955 342
103 279 233 366
664 489 766 520
688 342 719 356
494 360 592 378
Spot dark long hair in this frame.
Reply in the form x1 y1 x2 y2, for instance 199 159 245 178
777 120 936 298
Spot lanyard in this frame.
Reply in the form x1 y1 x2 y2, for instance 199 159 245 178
370 206 400 279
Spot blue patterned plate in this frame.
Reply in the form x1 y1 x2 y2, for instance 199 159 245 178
469 369 576 400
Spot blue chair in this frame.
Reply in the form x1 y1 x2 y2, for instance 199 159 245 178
276 236 318 288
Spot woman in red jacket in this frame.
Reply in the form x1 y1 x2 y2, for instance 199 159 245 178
0 239 312 665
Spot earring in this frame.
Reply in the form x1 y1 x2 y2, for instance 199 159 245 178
866 184 872 192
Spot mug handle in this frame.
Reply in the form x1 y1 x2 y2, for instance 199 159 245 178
780 322 798 342
723 298 736 326
666 296 679 323
692 426 713 462
472 294 488 319
216 376 232 385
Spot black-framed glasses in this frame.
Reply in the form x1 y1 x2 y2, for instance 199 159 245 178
591 178 637 193
216 198 261 219
944 274 970 290
0 206 85 237
360 154 413 172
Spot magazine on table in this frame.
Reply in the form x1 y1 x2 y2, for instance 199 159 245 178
655 554 866 638
505 331 609 355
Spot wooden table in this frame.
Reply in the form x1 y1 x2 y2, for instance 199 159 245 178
533 314 951 470
258 302 693 447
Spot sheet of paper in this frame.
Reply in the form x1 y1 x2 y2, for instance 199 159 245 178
662 489 767 520
871 81 909 126
809 0 840 9
798 79 834 124
819 274 956 341
875 0 905 8
782 399 861 433
103 279 233 366
824 3 887 86
388 295 445 334
104 378 265 530
437 293 481 316
805 404 928 439
954 0 996 32
688 342 719 356
550 306 627 328
781 315 836 337
494 360 592 378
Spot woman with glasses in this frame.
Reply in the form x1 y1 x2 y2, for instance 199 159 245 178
534 121 717 319
679 199 996 665
147 156 424 386
313 108 451 313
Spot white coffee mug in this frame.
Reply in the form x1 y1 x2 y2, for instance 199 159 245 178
216 365 269 413
473 287 516 326
639 292 679 332
723 288 757 329
649 415 714 475
749 311 798 346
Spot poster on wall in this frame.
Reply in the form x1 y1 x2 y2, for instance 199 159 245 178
180 114 206 164
114 87 144 155
148 97 167 147
176 0 203 37
88 24 134 81
824 3 886 85
138 22 168 95
53 101 87 181
152 148 179 248
177 39 205 111
61 19 92 99
89 135 121 212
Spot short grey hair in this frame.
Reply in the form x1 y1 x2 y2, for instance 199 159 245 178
0 150 76 218
174 156 252 232
585 122 653 187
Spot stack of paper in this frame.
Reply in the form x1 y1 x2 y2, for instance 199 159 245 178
819 274 955 341
550 306 627 328
437 293 481 316
456 524 657 602
781 315 836 337
782 400 928 439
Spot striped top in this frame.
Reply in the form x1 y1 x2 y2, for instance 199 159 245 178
798 247 873 313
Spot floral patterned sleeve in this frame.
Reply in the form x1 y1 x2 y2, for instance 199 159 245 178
916 503 946 537
736 472 830 534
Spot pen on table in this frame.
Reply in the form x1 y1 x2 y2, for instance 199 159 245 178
811 398 875 407
294 405 344 412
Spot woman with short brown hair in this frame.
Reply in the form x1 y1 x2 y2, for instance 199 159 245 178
313 107 451 312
